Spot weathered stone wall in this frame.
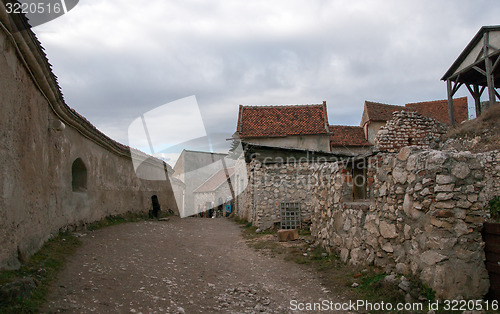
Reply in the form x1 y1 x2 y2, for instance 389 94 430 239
235 160 315 229
311 147 500 299
0 9 176 269
375 111 447 152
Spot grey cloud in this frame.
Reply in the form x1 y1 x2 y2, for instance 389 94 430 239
34 0 500 147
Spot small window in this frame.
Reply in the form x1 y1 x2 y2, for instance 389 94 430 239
72 158 87 192
349 159 367 201
280 202 301 229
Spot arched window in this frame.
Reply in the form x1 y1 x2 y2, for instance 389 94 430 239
72 158 87 192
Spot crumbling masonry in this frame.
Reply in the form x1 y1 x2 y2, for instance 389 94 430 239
311 147 500 299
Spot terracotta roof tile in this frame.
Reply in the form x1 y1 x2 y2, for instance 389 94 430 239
364 101 407 122
363 98 468 125
193 168 235 193
237 103 329 138
330 125 371 147
405 97 468 125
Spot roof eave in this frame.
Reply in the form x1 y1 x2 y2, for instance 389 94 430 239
441 25 500 81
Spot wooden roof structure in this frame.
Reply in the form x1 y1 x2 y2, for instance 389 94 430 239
442 26 500 123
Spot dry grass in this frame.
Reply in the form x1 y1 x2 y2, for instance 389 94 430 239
445 104 500 152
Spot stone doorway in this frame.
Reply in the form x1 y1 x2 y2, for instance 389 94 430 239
482 222 500 300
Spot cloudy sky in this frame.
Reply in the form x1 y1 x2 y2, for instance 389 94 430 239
34 0 500 160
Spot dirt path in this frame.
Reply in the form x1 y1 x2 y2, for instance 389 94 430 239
43 217 352 313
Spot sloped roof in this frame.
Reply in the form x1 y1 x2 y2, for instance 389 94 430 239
236 103 329 138
362 98 468 126
330 125 371 147
363 101 407 122
193 168 235 193
442 25 500 83
405 97 468 125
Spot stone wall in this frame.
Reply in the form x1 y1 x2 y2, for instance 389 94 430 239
375 111 447 152
311 147 500 299
235 160 315 230
0 9 176 269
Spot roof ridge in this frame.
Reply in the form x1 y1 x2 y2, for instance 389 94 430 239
405 96 467 106
365 101 403 108
241 103 324 108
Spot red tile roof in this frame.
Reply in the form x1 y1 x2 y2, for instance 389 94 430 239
193 168 235 193
405 97 468 125
330 125 371 147
363 98 468 125
236 103 329 138
363 101 406 122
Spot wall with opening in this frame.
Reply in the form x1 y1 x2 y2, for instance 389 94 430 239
310 147 500 299
71 158 87 192
235 159 315 230
0 13 177 270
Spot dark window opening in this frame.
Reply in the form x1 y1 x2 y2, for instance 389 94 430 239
408 137 413 145
72 158 87 192
351 159 367 200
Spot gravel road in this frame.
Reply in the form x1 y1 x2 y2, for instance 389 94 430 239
43 217 350 313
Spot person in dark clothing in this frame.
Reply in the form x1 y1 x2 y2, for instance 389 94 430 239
151 195 161 219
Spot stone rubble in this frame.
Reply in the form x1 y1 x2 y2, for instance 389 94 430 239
375 111 447 152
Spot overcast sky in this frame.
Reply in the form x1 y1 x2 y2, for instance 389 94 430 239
34 0 500 159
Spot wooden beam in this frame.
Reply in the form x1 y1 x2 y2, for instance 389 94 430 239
486 43 500 52
473 66 487 76
484 33 497 106
493 55 500 71
480 85 486 96
447 79 455 125
452 81 463 95
465 84 474 95
466 84 482 117
475 49 484 62
474 85 482 117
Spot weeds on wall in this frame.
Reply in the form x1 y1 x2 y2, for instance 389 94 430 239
488 196 500 221
0 233 81 313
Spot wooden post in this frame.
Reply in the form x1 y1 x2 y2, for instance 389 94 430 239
473 85 482 117
447 79 455 125
484 33 497 106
